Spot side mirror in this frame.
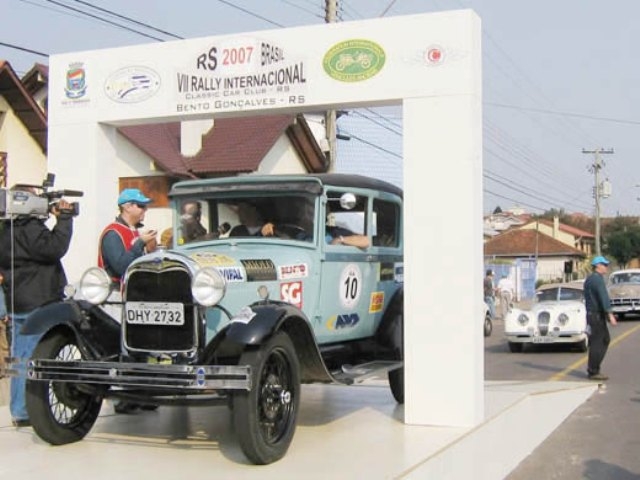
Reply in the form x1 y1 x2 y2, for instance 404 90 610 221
339 193 357 210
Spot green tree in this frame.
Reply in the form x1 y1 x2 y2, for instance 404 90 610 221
603 222 640 268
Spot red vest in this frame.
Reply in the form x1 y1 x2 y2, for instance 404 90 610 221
98 222 139 282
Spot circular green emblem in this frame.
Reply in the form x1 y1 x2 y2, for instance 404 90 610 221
322 39 386 82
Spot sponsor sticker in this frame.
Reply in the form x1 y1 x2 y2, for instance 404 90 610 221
216 267 245 283
394 263 404 283
369 291 384 313
279 263 308 280
424 45 445 66
326 313 360 330
322 39 386 82
379 262 395 281
280 281 303 309
104 66 161 103
190 252 236 266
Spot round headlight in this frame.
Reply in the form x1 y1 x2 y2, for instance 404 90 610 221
517 313 529 326
558 313 570 325
79 267 112 304
192 267 226 306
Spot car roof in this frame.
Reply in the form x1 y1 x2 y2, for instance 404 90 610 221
611 269 640 275
537 282 584 292
170 173 403 198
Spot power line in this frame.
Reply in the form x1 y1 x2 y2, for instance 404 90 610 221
41 0 167 41
216 0 284 27
487 102 640 126
0 41 48 57
71 0 184 39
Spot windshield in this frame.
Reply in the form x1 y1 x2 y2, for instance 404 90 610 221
175 193 316 245
610 272 640 284
536 287 583 302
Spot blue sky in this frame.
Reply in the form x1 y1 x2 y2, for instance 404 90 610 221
2 0 638 216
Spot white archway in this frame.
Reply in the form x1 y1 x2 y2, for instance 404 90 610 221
48 9 483 427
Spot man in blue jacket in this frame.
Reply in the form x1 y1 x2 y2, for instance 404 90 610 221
583 256 618 381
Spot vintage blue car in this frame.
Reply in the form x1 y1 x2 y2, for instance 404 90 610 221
16 174 404 464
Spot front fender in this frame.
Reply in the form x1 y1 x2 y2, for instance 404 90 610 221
22 300 121 359
222 303 333 383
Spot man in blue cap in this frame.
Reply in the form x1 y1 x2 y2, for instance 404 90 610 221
98 188 157 413
98 188 157 282
583 255 617 381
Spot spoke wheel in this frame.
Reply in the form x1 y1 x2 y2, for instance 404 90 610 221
232 332 300 464
26 331 103 445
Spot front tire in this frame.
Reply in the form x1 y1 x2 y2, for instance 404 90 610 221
232 331 300 464
26 330 103 445
484 314 493 337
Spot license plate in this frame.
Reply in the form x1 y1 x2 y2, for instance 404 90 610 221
532 336 553 343
124 302 184 326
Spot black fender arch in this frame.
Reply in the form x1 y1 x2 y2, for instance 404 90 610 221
209 302 334 383
375 286 403 351
20 300 121 360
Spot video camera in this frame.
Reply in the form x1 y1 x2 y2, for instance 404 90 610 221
0 173 83 220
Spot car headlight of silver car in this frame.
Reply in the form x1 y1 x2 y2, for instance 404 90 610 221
191 267 226 306
79 267 112 305
517 313 529 326
557 312 570 326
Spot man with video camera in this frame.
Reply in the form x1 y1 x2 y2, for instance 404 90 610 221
0 195 74 427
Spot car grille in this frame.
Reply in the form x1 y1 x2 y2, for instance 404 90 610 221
537 311 550 336
124 268 196 352
611 298 640 307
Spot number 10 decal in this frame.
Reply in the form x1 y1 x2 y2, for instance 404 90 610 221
339 263 362 309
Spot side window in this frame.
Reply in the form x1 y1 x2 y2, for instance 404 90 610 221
326 190 368 245
372 199 399 247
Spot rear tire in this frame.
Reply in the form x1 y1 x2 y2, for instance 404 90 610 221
232 331 300 464
508 341 524 353
26 331 103 445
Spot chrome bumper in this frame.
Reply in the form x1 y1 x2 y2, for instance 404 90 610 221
18 360 251 390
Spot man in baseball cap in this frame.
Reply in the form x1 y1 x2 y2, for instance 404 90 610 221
584 255 617 381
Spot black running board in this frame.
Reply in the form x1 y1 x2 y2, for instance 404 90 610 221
331 360 402 385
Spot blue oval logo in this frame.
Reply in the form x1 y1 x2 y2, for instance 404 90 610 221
104 66 161 103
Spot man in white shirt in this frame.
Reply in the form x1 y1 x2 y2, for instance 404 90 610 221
497 274 515 319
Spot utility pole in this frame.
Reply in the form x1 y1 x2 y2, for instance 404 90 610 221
325 0 337 172
583 147 614 255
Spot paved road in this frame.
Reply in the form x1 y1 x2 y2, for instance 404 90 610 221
486 317 640 479
3 318 640 478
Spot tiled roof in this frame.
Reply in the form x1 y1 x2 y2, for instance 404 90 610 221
525 219 594 238
118 114 326 178
484 229 586 257
0 60 47 152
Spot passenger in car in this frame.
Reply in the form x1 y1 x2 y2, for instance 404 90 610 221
325 225 370 249
229 202 276 237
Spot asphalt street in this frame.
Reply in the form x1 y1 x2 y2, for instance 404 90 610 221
2 319 639 478
487 317 640 479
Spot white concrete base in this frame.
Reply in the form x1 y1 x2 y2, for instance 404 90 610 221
0 380 596 480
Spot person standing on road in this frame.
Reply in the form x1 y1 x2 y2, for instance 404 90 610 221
484 269 497 319
0 198 74 427
584 255 617 381
497 274 515 319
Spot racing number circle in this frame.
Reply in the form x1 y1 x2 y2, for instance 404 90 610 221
339 263 362 309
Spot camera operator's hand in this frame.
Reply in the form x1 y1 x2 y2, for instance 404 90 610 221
51 199 72 217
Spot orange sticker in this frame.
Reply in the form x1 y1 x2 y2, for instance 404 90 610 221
369 291 384 313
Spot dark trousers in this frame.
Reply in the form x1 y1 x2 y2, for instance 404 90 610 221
587 312 610 375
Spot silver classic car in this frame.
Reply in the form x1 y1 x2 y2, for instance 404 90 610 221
504 283 587 353
608 269 640 319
